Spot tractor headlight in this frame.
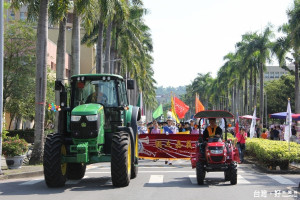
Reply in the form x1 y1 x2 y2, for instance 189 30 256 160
210 150 223 154
86 115 98 121
71 115 81 122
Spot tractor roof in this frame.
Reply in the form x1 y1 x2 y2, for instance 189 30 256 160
71 74 124 80
194 110 234 119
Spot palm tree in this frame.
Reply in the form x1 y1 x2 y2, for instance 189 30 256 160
273 1 300 113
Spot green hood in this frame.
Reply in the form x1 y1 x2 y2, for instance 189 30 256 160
72 104 103 115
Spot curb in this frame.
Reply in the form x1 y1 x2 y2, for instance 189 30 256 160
244 159 300 174
0 170 44 181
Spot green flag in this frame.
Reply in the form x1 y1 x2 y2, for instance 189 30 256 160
153 104 163 119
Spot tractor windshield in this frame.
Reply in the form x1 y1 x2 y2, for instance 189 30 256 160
72 79 118 107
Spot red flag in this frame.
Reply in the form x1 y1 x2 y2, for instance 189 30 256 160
174 96 189 119
195 93 205 113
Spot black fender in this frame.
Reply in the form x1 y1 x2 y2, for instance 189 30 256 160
117 126 136 164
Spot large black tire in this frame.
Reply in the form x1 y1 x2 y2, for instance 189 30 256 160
224 169 230 181
196 161 206 185
130 106 140 179
111 131 131 187
230 163 237 185
130 135 138 179
43 134 67 187
67 163 86 180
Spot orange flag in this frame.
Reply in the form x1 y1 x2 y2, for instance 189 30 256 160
195 93 205 113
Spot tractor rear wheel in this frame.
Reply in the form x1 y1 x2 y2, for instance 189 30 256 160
111 131 131 187
130 106 140 179
43 133 67 187
230 163 237 185
67 163 86 180
196 161 205 185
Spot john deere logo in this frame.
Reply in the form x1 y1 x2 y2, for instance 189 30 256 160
81 122 87 127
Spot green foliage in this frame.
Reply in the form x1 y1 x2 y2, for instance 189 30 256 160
4 20 36 122
265 74 295 113
246 138 300 169
2 135 28 157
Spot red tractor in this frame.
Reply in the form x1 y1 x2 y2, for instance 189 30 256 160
191 110 240 185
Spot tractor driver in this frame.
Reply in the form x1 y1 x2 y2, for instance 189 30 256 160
202 118 223 141
86 84 107 104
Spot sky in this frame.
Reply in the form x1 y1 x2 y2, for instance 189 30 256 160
142 0 294 87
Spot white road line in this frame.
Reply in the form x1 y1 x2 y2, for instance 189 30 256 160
139 167 178 169
237 175 250 184
83 176 89 179
66 180 81 185
267 175 296 185
189 175 197 184
149 175 164 184
19 179 43 185
86 170 195 174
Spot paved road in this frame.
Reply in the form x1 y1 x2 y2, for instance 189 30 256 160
0 160 299 200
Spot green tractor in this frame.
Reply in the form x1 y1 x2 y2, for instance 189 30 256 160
43 74 141 187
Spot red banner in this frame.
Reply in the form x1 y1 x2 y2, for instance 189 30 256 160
174 96 189 119
138 134 199 160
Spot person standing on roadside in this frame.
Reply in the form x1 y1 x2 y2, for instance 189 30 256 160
236 127 247 163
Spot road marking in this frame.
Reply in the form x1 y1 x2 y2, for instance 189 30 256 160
139 167 178 169
86 170 194 174
189 175 197 184
237 175 250 184
267 175 296 185
0 192 3 195
19 179 43 185
149 175 164 183
83 176 89 179
66 180 81 185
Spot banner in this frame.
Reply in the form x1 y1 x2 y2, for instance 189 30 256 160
138 134 199 159
250 107 256 138
284 99 292 142
153 104 163 119
174 96 189 119
195 93 205 114
137 92 143 115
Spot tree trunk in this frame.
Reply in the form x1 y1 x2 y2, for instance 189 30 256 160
254 67 257 107
259 62 264 126
71 6 80 76
295 62 299 113
249 66 253 111
55 18 66 133
96 21 104 74
110 38 116 74
104 19 113 73
30 0 49 165
244 78 248 114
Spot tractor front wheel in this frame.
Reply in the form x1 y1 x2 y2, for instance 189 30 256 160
196 161 206 185
43 134 67 187
111 131 131 187
67 163 86 180
230 163 237 185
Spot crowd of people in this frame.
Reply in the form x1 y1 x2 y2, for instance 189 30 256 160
138 117 201 135
232 121 300 144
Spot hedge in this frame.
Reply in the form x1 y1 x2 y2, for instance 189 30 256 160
7 129 54 143
245 138 300 170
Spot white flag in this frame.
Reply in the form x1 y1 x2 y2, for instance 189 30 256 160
250 107 256 138
284 99 292 142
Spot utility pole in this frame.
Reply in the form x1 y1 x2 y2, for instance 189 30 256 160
0 0 4 175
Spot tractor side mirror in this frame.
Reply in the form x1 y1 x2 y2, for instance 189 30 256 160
127 80 134 90
55 80 64 91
